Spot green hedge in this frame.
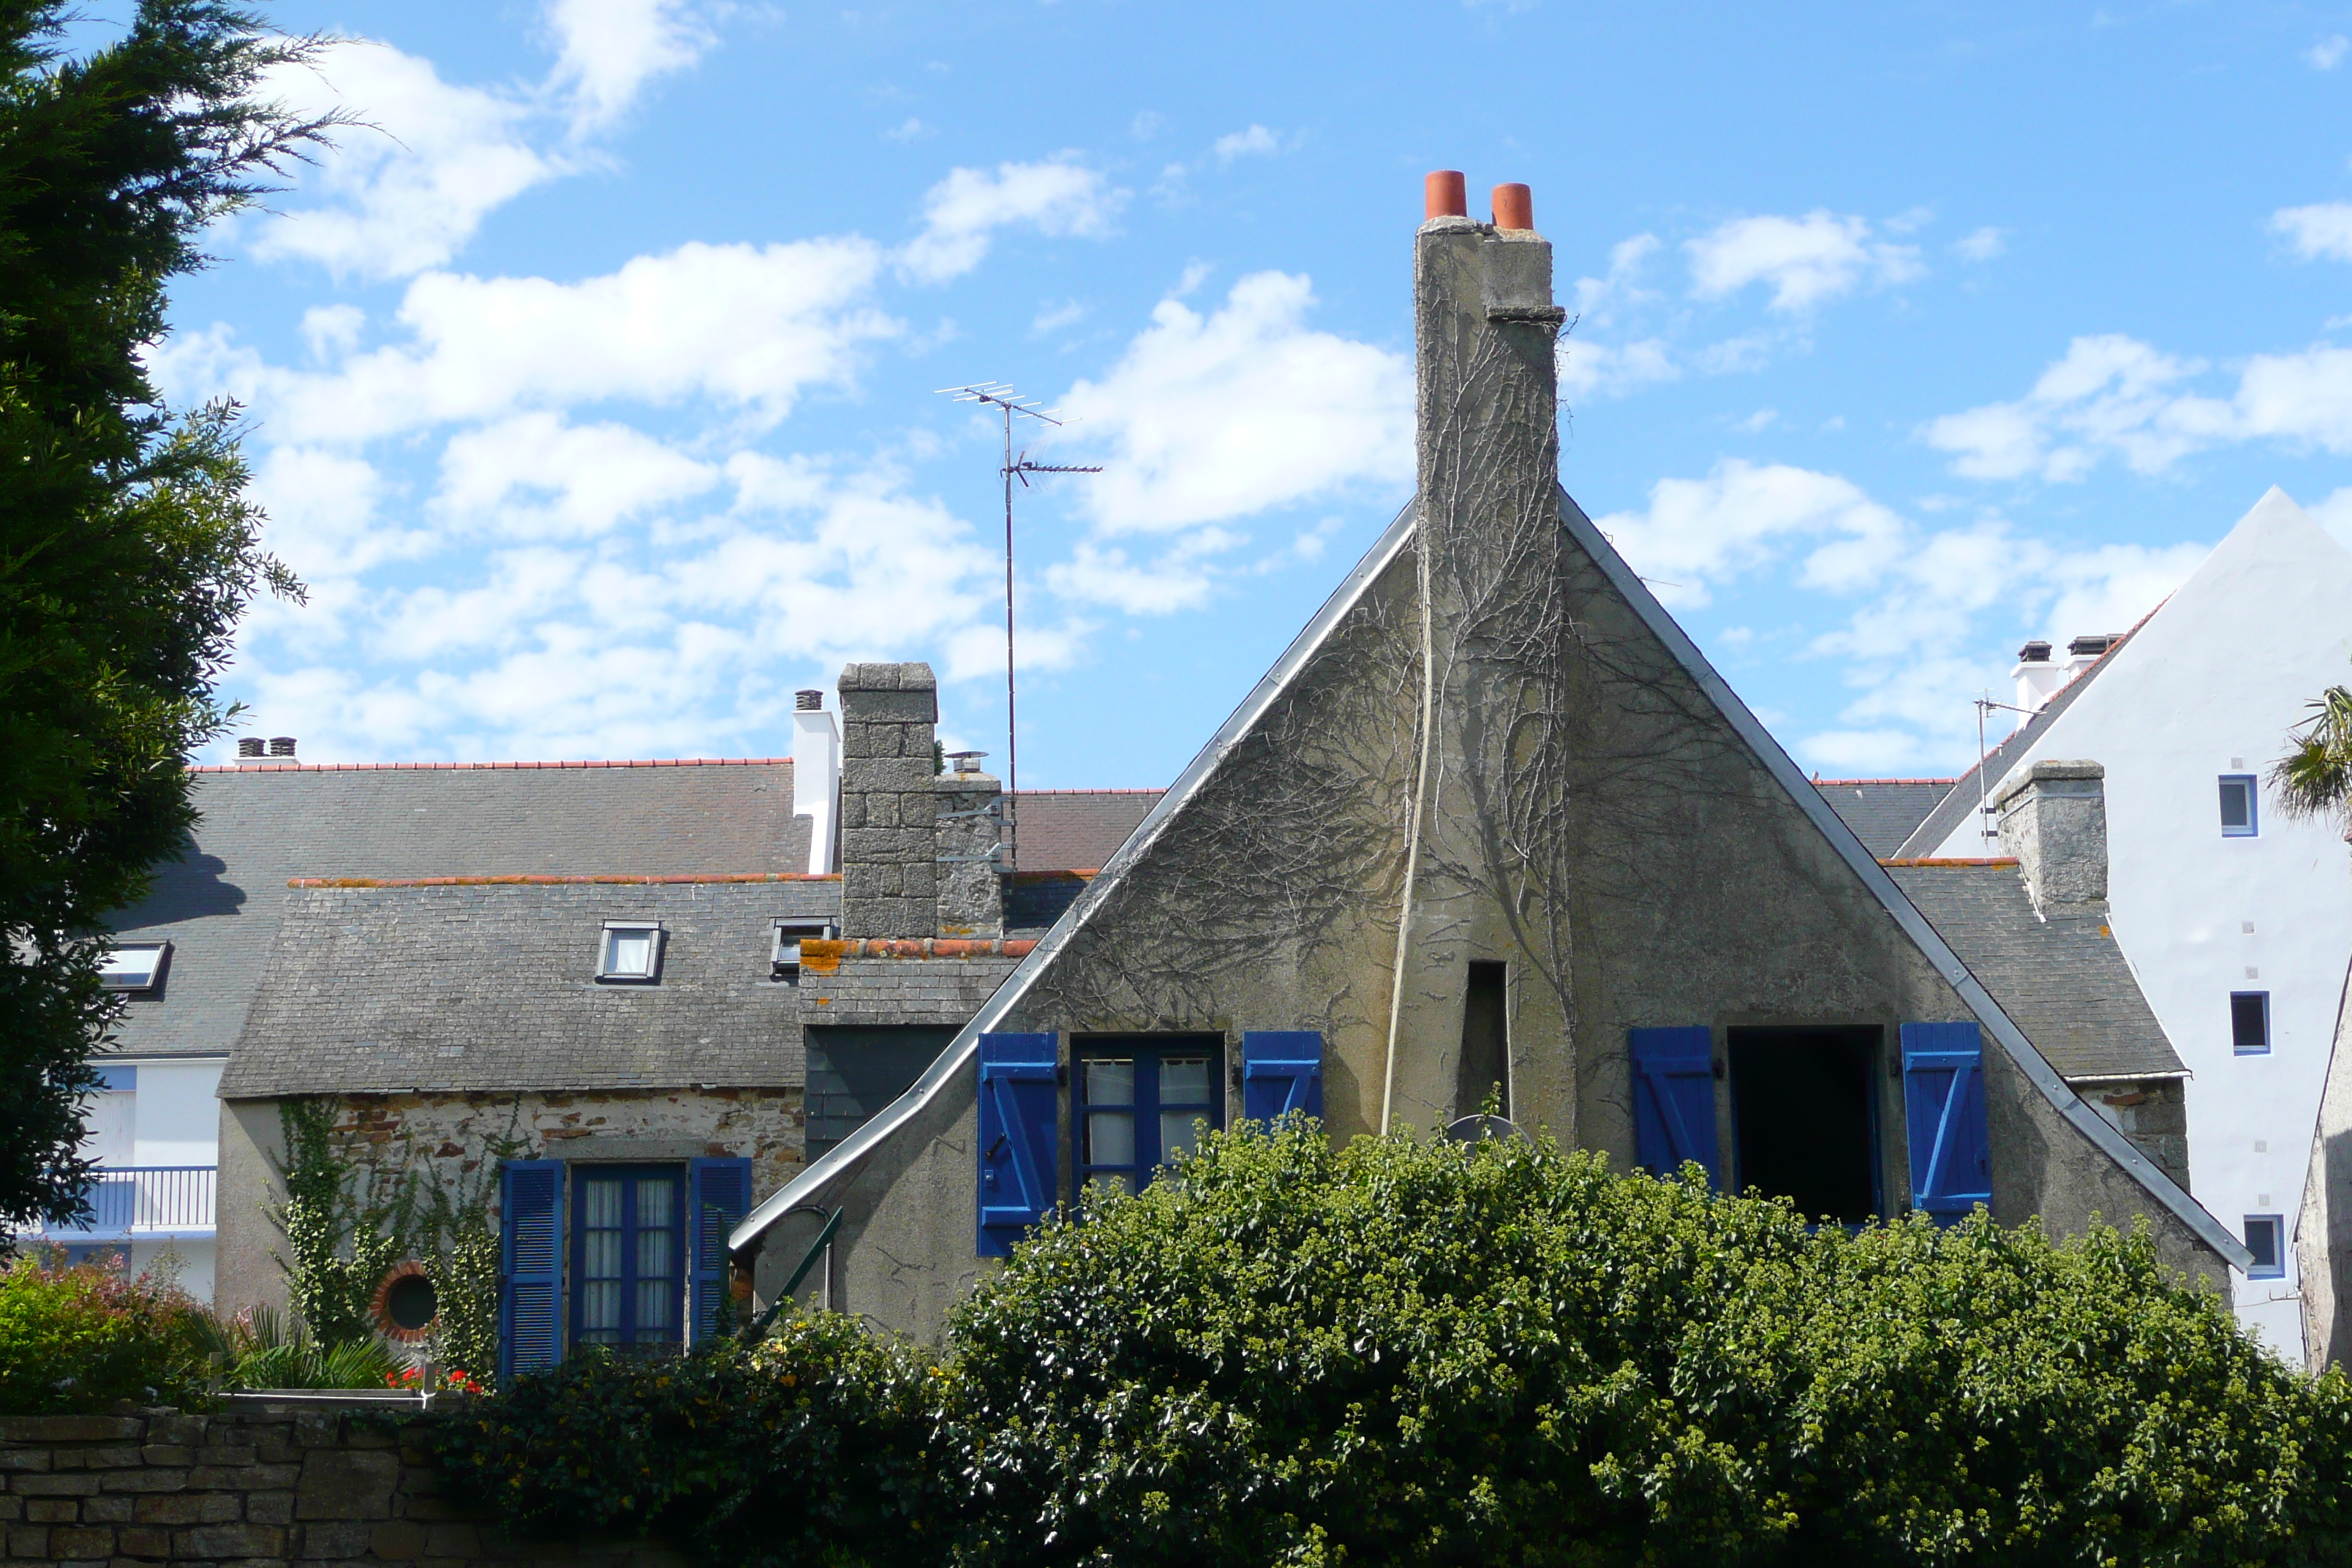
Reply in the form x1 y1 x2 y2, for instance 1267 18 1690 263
0 1248 215 1413
444 1123 2352 1567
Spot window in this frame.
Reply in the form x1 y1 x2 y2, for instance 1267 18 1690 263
1729 1026 1882 1224
2244 1215 2285 1279
597 922 662 982
770 919 837 982
99 943 168 992
2219 775 2259 837
2231 991 2272 1055
1076 1037 1224 1195
571 1165 684 1349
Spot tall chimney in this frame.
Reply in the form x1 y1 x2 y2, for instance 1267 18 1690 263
837 663 938 937
791 690 841 875
935 755 1003 937
1994 759 2108 911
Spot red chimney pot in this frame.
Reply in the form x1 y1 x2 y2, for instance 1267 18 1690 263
1425 170 1468 220
1493 183 1533 232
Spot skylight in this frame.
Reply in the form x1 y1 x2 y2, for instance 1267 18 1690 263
598 922 663 983
771 919 837 981
99 942 169 992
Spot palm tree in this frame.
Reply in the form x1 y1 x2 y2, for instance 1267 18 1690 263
2272 674 2352 829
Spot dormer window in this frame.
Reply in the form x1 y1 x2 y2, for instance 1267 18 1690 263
598 922 663 984
99 942 169 992
771 919 837 981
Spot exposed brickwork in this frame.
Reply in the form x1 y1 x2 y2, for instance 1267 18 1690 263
0 1400 684 1567
837 664 939 939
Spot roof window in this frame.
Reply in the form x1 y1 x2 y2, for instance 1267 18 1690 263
598 922 663 984
772 919 838 982
99 942 169 992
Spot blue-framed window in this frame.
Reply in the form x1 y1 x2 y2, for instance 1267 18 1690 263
570 1165 684 1349
2244 1214 2285 1279
2220 775 2259 837
1075 1039 1223 1195
2232 991 2272 1055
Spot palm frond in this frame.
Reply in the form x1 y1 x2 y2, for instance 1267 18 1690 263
2271 682 2352 824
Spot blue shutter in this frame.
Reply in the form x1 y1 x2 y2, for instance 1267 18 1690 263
1629 1027 1719 1186
977 1033 1059 1258
1242 1032 1324 1123
1903 1022 1992 1223
499 1159 564 1383
687 1156 753 1346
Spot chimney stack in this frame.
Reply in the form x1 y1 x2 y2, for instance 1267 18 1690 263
836 663 938 936
791 690 841 876
1994 759 2108 911
935 754 1003 937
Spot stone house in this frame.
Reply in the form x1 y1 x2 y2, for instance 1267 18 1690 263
728 176 2248 1341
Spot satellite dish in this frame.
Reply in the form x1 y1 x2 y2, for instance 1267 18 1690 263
1443 1114 1524 1143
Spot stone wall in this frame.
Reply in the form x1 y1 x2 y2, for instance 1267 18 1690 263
837 664 938 939
0 1398 682 1568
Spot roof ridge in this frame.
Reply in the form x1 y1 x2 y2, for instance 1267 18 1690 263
195 758 794 774
1813 776 1959 785
1878 856 2020 867
1009 787 1166 796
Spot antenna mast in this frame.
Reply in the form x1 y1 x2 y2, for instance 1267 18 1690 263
936 383 1101 879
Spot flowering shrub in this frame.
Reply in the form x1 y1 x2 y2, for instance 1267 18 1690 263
0 1248 213 1413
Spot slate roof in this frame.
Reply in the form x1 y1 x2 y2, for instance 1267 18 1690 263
1006 790 1163 872
1813 779 1956 857
1886 862 2187 1082
105 760 815 1062
218 879 832 1098
1892 632 2136 858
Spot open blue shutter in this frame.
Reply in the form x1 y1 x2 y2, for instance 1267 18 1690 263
977 1033 1058 1258
1903 1022 1992 1223
499 1159 563 1384
687 1156 753 1346
1629 1027 1719 1186
1242 1032 1324 1123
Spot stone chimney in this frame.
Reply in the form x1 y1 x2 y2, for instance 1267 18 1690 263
837 663 938 937
935 752 1003 936
1994 759 2108 910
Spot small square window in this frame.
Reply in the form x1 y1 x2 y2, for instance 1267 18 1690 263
2219 775 2259 837
98 942 168 992
2244 1214 2285 1279
598 923 663 983
770 919 837 982
2231 992 2272 1055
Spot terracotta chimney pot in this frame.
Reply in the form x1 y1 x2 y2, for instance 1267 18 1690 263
1425 170 1468 220
1493 183 1534 232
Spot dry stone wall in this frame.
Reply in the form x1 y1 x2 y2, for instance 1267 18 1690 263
0 1399 682 1568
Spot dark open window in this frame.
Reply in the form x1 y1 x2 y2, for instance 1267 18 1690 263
805 1025 959 1161
1457 962 1509 1120
1728 1027 1881 1224
2232 992 2272 1055
571 1165 683 1350
2220 775 2258 837
2244 1215 2285 1279
1075 1035 1224 1195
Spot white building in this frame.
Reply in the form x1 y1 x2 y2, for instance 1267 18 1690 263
1898 488 2352 1357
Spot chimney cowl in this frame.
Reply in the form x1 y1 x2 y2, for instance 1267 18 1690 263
268 736 296 758
237 738 264 759
2067 633 2119 657
794 689 823 712
946 750 987 774
2017 640 2052 663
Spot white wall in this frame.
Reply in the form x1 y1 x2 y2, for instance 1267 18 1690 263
133 1060 225 1168
1928 489 2352 1358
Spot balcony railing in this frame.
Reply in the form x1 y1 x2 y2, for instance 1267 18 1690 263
34 1166 216 1239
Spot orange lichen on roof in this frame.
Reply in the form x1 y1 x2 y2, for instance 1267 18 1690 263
1877 857 2021 868
287 872 841 887
802 938 1038 962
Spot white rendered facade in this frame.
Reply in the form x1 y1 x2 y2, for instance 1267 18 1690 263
1918 489 2352 1357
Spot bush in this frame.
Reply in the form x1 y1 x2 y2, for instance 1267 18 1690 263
208 1304 404 1392
0 1247 214 1413
437 1313 944 1567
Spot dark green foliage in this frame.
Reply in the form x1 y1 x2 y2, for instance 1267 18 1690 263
437 1315 945 1567
450 1123 2352 1567
2272 672 2352 828
0 1246 216 1412
0 0 325 1233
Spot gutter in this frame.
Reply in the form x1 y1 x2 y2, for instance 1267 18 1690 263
730 501 1422 1256
1560 489 2254 1273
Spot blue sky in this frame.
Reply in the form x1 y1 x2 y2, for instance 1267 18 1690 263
137 0 2352 785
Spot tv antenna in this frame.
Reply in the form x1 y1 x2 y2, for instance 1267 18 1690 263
937 383 1102 878
1972 694 2038 840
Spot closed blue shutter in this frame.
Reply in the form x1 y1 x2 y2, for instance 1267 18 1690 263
1902 1022 1992 1223
977 1033 1059 1258
499 1160 564 1383
687 1156 753 1346
1242 1031 1324 1123
1629 1027 1719 1186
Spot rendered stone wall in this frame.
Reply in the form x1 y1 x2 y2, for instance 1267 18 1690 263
932 772 1003 937
0 1400 683 1568
837 664 939 939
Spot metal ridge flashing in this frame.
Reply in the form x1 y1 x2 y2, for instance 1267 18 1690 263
1556 488 2253 1273
730 500 1422 1255
287 873 840 887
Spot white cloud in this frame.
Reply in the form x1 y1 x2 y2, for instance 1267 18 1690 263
434 414 721 539
542 0 713 133
1919 332 2352 482
1212 124 1283 162
2273 202 2352 263
157 238 897 445
1591 460 1906 608
1685 211 1925 312
1558 336 1678 401
2309 34 2350 69
1046 540 1218 614
1956 226 2007 261
249 43 557 281
1031 299 1088 335
1058 271 1412 534
899 158 1126 284
884 118 930 143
